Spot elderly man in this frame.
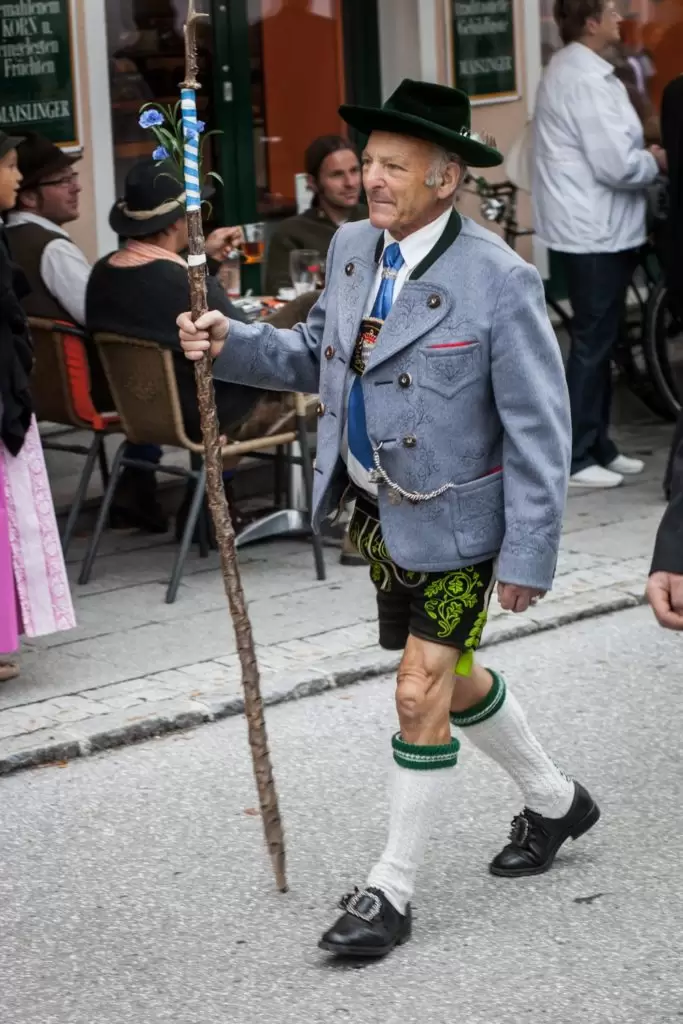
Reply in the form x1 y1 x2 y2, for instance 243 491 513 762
178 80 600 958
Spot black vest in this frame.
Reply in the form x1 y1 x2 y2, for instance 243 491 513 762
6 221 75 322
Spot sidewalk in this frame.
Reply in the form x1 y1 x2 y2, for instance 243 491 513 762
0 421 671 775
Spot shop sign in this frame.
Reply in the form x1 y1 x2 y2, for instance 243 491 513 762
0 0 79 148
452 0 518 104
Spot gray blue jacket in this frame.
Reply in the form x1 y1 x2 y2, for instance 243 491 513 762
213 213 571 590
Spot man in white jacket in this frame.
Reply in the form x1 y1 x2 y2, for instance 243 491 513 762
533 0 667 489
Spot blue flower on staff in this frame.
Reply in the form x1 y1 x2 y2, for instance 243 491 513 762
152 145 170 161
139 109 165 129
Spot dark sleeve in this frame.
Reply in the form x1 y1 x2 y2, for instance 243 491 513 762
264 226 295 295
651 420 683 574
206 276 248 323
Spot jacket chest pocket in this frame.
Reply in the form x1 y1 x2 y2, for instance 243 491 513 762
418 342 481 400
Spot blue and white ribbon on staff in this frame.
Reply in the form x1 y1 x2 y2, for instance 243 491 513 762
181 87 202 212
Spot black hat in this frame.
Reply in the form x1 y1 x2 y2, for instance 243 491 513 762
109 158 190 238
0 130 25 161
16 132 80 190
339 79 503 169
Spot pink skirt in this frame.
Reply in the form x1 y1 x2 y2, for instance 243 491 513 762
0 417 76 653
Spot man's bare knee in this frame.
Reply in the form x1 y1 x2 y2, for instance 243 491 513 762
396 638 458 744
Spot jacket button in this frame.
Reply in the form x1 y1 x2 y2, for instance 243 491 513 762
345 262 355 276
403 435 417 448
316 402 326 417
398 372 412 388
325 345 335 360
427 294 441 309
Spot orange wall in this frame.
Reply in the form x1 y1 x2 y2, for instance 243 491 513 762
261 1 346 203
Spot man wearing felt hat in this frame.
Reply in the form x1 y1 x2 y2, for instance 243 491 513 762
178 80 599 958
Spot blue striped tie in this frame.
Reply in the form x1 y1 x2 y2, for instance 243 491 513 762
347 242 405 476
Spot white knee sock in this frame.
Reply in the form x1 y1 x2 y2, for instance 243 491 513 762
366 734 459 915
452 671 575 819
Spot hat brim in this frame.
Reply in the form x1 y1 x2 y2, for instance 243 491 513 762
339 105 503 169
0 135 25 160
20 149 81 191
109 184 214 239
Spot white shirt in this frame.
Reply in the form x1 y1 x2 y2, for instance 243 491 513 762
364 207 453 315
344 208 453 496
6 210 91 325
532 42 659 254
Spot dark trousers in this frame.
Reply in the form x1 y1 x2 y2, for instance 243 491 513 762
559 250 636 474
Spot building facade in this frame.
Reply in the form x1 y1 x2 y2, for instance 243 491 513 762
2 0 680 272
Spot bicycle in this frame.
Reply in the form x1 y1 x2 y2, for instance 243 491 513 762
462 174 678 422
643 276 683 419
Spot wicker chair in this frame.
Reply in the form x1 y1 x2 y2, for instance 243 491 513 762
77 332 325 603
28 317 121 556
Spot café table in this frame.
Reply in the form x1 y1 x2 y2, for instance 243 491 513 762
232 290 322 550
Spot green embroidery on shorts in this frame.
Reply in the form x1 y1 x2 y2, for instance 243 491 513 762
465 609 488 652
423 567 484 640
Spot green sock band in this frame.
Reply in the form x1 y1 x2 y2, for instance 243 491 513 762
392 733 460 771
450 669 507 728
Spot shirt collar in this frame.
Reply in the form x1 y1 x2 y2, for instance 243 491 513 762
6 210 70 238
563 41 614 78
383 207 453 271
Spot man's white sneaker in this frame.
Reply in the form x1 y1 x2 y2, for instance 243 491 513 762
606 455 645 476
569 466 624 489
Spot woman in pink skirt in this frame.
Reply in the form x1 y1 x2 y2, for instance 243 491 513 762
0 131 75 681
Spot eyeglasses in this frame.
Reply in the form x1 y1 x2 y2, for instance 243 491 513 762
38 172 80 189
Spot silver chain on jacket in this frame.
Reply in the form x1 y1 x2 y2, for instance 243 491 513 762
369 442 462 504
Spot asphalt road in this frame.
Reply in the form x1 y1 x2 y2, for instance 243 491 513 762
1 605 681 1024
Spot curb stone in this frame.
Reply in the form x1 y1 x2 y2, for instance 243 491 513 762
0 587 645 777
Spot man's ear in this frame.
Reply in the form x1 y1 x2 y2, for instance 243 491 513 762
306 173 318 197
437 161 461 202
17 188 39 212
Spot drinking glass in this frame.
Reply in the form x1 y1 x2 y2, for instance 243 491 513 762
289 249 322 295
242 222 265 264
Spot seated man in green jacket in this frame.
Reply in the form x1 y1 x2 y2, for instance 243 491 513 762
264 135 366 295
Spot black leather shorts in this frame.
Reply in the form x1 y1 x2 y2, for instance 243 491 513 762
349 494 495 655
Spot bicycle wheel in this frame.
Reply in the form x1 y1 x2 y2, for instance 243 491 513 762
613 272 676 421
643 279 683 419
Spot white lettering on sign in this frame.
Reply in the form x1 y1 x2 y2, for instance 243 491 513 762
0 2 60 16
459 55 513 74
0 98 70 123
458 16 509 36
454 1 508 14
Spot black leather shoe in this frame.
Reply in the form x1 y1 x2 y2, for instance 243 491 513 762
319 887 412 958
489 781 600 878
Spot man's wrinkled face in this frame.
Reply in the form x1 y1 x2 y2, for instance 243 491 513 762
362 131 460 240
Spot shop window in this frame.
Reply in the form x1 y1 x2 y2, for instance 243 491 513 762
105 0 218 198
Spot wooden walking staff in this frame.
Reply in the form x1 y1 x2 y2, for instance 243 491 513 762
180 0 287 893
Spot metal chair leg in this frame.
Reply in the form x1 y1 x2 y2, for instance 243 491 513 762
78 442 127 585
197 497 210 559
61 433 102 558
97 435 110 489
295 405 325 581
274 446 286 509
166 465 206 604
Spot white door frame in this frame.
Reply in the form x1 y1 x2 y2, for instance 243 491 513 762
80 0 118 256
